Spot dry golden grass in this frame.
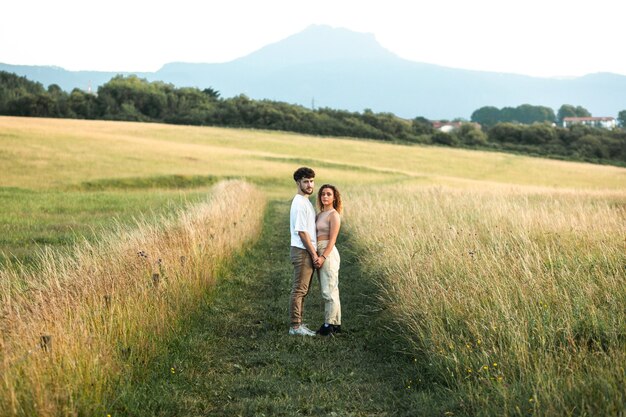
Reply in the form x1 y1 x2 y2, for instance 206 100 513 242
0 181 265 416
1 116 624 191
346 183 626 415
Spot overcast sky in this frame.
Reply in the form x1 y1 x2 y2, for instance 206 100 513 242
2 0 624 78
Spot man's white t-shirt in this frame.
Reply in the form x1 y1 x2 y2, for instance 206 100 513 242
290 194 317 250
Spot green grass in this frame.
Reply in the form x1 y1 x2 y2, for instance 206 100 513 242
75 174 221 191
0 186 209 267
109 200 452 416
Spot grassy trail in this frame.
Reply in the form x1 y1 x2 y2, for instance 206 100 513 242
113 199 441 416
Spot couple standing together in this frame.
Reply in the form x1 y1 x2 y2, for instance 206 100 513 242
289 167 342 337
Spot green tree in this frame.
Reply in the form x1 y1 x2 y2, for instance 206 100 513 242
46 83 70 117
521 123 557 145
202 87 221 100
499 106 516 123
557 104 591 125
456 123 487 146
411 116 433 135
574 134 609 159
515 104 555 124
471 106 500 128
557 104 577 125
165 87 215 125
0 70 46 114
488 123 524 143
97 75 169 121
7 93 55 117
361 110 410 140
575 105 592 117
431 131 459 146
603 132 626 160
617 110 626 128
68 89 98 119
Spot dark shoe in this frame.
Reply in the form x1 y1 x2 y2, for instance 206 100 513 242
316 323 334 336
332 325 342 334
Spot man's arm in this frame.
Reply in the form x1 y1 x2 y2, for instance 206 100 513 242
298 231 319 265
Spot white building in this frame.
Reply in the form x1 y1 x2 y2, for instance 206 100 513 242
562 117 616 129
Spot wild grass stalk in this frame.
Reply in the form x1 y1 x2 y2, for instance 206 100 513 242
0 180 265 416
346 184 626 416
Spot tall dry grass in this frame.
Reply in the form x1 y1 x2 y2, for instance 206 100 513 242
346 184 626 416
0 180 265 416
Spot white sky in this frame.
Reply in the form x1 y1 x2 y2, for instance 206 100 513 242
2 0 625 78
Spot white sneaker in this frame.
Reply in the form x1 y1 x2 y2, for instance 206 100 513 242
289 324 316 336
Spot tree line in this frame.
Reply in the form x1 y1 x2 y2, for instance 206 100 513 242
1 71 625 166
470 103 626 127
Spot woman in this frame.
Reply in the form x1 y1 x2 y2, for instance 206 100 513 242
314 184 343 336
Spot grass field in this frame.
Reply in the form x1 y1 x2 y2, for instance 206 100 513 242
347 184 625 416
2 116 624 191
1 116 625 416
1 181 265 416
2 116 623 264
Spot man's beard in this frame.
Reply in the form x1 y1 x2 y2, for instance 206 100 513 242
300 185 313 195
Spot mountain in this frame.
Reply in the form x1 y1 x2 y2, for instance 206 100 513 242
2 25 625 119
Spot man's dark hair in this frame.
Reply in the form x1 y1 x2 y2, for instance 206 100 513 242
293 167 315 182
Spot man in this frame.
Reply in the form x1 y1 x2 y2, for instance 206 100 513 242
289 167 319 336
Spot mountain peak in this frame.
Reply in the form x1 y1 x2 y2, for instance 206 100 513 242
234 25 398 67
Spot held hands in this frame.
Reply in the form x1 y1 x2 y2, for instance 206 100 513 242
314 254 326 269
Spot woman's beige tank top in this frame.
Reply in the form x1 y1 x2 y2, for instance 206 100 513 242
316 209 335 237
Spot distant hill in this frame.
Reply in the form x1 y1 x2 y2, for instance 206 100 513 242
2 25 626 119
0 64 150 95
